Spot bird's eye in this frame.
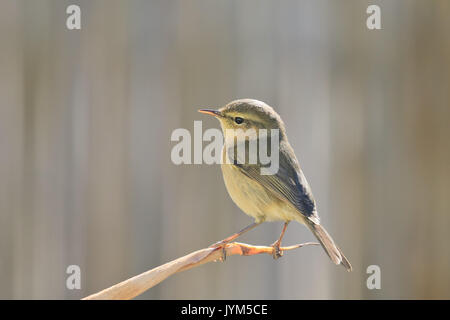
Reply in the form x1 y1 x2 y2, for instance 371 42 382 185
234 117 244 124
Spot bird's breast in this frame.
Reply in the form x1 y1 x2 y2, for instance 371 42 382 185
220 161 302 224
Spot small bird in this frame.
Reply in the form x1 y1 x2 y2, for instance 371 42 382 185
199 99 352 271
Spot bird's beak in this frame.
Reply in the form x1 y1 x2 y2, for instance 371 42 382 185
198 108 223 118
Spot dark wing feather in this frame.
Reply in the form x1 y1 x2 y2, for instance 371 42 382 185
229 140 318 220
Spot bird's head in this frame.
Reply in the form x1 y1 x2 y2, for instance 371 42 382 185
198 99 286 138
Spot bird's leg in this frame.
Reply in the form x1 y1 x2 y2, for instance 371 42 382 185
271 221 290 259
210 222 261 261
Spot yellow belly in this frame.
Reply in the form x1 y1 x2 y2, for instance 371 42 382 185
221 163 304 224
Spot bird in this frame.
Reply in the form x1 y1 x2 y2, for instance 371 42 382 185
198 99 352 271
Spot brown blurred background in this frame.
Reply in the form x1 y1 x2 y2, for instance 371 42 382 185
0 0 449 299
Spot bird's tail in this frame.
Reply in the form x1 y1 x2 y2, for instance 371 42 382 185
307 221 352 272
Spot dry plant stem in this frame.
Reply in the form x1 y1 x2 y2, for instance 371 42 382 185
82 241 319 300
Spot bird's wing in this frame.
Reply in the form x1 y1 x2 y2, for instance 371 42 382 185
227 140 319 221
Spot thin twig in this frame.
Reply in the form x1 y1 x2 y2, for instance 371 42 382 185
82 241 319 300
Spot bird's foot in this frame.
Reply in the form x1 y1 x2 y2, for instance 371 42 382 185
209 240 228 262
270 241 283 260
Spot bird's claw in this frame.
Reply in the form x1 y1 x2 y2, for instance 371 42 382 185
271 242 283 260
209 241 228 262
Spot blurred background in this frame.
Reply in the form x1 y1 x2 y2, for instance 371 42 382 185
0 0 449 299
